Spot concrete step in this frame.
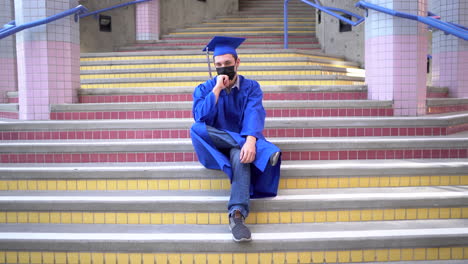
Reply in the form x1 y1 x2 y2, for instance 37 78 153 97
47 100 391 120
1 136 467 163
79 74 364 85
0 220 466 255
172 26 315 33
205 17 315 23
117 43 320 51
428 98 468 115
0 104 19 120
77 85 368 103
157 35 318 43
80 71 363 83
0 160 467 191
2 187 465 212
2 113 468 140
80 48 348 59
80 65 359 75
427 86 449 98
51 100 390 112
80 55 356 68
163 32 316 38
193 22 316 28
0 188 466 225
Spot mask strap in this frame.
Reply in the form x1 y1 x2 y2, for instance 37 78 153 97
205 48 212 79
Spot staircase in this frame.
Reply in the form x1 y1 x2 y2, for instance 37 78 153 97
0 0 467 263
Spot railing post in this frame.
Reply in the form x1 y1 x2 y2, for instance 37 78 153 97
431 0 468 99
136 0 160 42
0 0 17 104
284 0 289 49
15 0 81 120
365 0 428 116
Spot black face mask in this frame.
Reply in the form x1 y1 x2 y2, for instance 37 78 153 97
216 65 237 80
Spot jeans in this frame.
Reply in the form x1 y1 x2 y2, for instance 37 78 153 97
206 125 250 218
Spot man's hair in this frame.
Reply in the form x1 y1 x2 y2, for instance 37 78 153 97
213 54 238 63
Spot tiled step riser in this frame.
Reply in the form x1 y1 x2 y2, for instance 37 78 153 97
120 43 320 51
78 92 367 103
0 248 466 264
49 108 393 120
1 208 467 225
2 176 467 191
0 127 457 141
0 112 18 119
428 92 448 98
2 149 467 163
428 105 468 115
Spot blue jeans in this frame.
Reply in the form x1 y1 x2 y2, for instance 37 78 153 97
206 125 250 218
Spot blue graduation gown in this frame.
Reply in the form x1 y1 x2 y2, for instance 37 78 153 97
190 75 281 198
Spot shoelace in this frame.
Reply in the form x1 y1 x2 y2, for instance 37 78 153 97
233 216 243 225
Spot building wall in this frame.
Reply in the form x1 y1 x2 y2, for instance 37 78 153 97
79 0 238 52
315 0 365 66
78 0 137 53
160 0 238 36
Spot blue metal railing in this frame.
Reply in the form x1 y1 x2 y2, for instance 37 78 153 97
284 0 468 48
79 0 153 19
0 5 88 40
0 0 153 40
284 0 365 48
0 21 16 34
356 1 468 41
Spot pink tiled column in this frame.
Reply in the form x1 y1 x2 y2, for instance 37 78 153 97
136 0 160 41
0 0 18 103
431 0 468 98
15 0 80 120
365 0 428 116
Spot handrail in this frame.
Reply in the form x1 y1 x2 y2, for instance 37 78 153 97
355 1 468 41
0 5 88 40
79 0 153 19
284 0 467 48
284 0 365 48
0 21 16 34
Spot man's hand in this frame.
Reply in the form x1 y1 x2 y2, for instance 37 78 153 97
240 136 256 163
212 75 230 103
216 74 230 90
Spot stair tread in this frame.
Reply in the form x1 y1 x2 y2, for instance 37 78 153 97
1 159 467 179
1 186 466 197
0 220 466 252
2 111 468 129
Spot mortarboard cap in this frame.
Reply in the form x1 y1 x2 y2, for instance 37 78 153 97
203 36 246 57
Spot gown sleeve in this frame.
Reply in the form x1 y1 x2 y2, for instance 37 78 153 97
192 81 218 123
241 80 266 139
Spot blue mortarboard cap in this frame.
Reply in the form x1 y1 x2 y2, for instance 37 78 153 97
203 36 246 57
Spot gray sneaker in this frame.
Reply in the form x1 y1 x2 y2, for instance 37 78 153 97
229 211 252 242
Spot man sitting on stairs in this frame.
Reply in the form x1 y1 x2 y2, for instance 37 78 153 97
190 36 281 243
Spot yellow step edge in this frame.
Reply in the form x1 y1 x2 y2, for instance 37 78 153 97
80 71 349 79
1 208 467 225
2 176 466 192
203 22 314 25
80 62 358 71
80 80 363 89
80 54 344 62
168 30 315 35
1 247 467 264
219 17 315 20
186 26 313 29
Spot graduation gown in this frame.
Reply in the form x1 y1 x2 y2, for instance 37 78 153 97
190 75 281 198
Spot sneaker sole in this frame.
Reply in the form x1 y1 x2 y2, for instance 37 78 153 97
233 236 252 243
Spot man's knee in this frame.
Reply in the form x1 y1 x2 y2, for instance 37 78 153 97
229 148 243 164
190 122 206 136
